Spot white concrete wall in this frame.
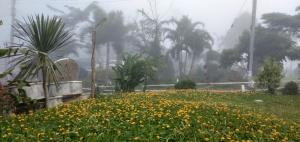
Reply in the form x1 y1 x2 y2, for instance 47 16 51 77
23 81 82 100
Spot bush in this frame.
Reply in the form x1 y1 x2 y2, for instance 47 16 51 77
257 58 283 94
175 80 196 89
113 54 157 92
282 81 299 95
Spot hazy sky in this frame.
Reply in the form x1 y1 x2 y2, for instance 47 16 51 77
0 0 299 46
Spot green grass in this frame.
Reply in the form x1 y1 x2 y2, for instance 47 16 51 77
161 91 300 123
0 90 299 141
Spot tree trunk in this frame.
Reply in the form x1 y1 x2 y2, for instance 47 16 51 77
189 54 196 76
178 51 183 79
106 42 111 85
106 43 110 70
183 50 188 75
143 76 148 92
42 67 49 108
91 30 96 98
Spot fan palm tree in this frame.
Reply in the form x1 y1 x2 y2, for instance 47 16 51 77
4 15 72 107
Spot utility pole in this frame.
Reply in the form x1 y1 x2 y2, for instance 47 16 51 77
248 0 257 87
10 0 16 45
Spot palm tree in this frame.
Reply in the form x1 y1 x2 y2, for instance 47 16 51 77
8 15 72 107
166 16 202 77
186 29 213 75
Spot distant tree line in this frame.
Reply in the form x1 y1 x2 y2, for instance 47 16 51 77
45 2 300 85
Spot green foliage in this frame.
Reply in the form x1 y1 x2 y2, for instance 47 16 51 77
174 80 196 89
0 15 72 106
261 5 300 60
257 59 283 94
151 56 176 84
113 54 157 92
282 81 299 95
3 15 72 84
220 48 241 68
166 16 213 77
262 6 300 36
1 91 299 141
0 80 33 115
220 26 296 74
0 20 3 25
5 80 32 104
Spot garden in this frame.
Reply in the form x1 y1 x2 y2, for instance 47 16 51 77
0 90 299 141
1 1 300 142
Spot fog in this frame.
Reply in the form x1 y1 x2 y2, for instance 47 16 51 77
0 0 300 85
1 0 299 46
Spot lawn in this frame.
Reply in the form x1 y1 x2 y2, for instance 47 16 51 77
0 90 299 141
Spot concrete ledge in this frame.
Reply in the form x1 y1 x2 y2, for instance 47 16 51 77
80 93 91 100
47 96 63 108
22 81 83 100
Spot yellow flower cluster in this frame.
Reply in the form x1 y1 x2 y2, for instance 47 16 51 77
0 90 299 141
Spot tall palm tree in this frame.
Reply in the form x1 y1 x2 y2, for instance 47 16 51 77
8 15 72 107
186 29 213 75
166 16 204 77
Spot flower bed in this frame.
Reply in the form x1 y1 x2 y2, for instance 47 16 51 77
0 91 299 141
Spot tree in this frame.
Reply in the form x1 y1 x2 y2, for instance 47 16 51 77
47 3 98 57
2 15 72 107
49 2 129 63
220 26 296 75
257 58 283 94
113 54 157 92
131 9 166 58
262 6 300 37
129 8 174 84
166 16 212 77
221 12 251 49
261 5 300 62
0 20 3 25
187 28 213 75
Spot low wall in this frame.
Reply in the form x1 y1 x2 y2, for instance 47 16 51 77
23 81 83 100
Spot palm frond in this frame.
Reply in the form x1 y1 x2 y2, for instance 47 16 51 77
11 14 72 85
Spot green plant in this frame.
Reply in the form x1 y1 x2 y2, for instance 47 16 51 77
0 80 34 115
282 81 299 95
174 79 196 89
1 15 72 107
257 58 283 94
1 91 299 141
113 54 157 92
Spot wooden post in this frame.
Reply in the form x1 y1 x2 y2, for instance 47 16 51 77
91 30 96 98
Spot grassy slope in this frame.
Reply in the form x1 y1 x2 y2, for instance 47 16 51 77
161 91 300 123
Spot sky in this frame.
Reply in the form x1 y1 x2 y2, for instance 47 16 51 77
0 0 299 47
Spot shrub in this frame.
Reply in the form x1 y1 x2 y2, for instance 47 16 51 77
257 58 283 94
175 80 196 89
282 81 299 95
113 54 157 92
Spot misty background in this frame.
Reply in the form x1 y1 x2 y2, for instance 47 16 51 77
0 0 299 86
1 0 299 45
